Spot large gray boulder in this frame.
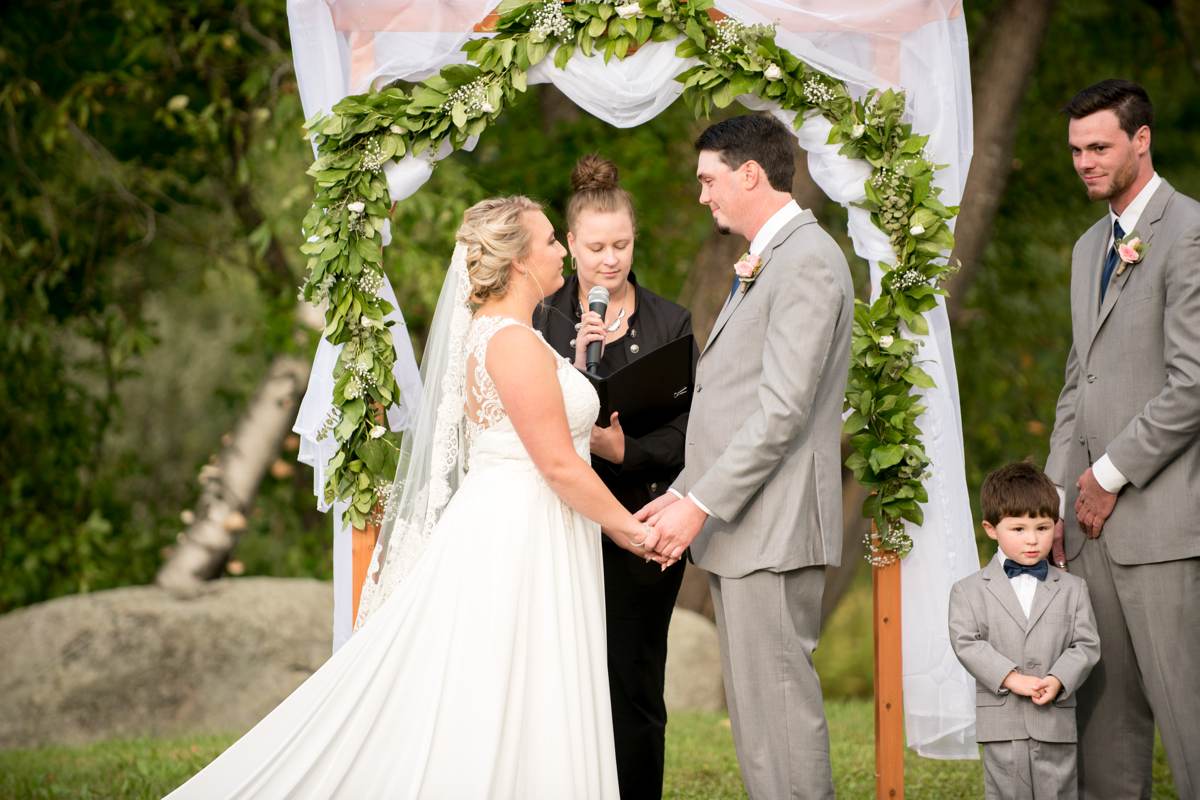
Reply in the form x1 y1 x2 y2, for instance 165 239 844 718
0 578 724 749
0 578 332 749
664 608 725 713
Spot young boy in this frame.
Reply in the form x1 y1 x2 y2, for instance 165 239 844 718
949 462 1100 800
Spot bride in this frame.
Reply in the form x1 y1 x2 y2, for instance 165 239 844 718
167 196 662 799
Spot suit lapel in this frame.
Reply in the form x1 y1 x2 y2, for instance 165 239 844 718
701 210 814 356
1024 569 1061 634
983 559 1029 631
1088 181 1174 354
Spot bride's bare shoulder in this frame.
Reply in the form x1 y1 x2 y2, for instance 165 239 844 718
483 321 557 377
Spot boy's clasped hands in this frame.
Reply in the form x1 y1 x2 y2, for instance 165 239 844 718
1003 670 1063 706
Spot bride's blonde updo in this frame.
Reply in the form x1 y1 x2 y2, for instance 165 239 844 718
456 196 542 304
566 154 636 231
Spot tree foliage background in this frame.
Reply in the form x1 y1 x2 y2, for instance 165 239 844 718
3 0 1199 636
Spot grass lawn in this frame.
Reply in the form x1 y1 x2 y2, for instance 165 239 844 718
0 700 1179 799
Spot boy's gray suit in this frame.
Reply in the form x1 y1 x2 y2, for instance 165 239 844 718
671 208 853 799
949 560 1100 799
1046 179 1200 797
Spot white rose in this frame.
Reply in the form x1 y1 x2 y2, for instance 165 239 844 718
615 2 642 18
764 63 783 81
370 425 387 439
879 335 894 348
909 224 925 236
347 201 365 214
480 101 495 114
851 123 866 139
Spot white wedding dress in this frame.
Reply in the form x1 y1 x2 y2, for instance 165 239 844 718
168 316 619 799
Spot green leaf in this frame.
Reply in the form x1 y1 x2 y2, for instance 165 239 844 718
868 444 906 473
902 365 935 389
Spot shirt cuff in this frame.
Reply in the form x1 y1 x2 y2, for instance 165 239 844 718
1092 454 1129 494
668 487 684 500
1054 485 1066 519
687 492 713 517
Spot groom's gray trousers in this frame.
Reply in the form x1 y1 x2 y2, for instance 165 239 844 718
709 566 834 800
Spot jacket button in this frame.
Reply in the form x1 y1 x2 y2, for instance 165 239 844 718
630 343 640 354
1078 435 1086 445
650 482 658 493
696 384 703 393
569 338 576 347
1086 374 1096 383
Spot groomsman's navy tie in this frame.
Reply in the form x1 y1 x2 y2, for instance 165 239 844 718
1003 558 1049 581
728 273 741 303
1100 219 1125 303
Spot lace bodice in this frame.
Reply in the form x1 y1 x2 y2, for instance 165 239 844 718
464 315 599 464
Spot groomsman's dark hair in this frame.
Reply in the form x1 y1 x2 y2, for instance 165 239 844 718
1063 79 1154 138
694 114 796 192
980 461 1060 525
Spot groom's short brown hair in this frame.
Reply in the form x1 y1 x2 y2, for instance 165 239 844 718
1063 79 1154 138
980 461 1060 525
694 114 796 192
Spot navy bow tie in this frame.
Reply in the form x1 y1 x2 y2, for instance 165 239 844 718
1003 559 1048 581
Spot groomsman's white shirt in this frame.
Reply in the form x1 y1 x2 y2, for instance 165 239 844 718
672 199 805 518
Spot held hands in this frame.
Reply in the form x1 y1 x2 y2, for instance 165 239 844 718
573 310 607 370
589 413 625 464
610 522 671 566
646 496 707 570
1075 467 1118 539
1002 671 1063 705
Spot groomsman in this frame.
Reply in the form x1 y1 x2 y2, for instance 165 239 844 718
1046 79 1200 799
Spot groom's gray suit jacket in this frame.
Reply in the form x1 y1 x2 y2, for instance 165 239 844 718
1047 179 1200 564
672 209 854 578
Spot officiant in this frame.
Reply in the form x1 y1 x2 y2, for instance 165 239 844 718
535 154 696 800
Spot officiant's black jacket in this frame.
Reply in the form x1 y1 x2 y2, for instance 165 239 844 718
535 272 697 519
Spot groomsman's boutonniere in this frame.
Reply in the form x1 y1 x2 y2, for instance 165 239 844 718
1114 233 1147 275
734 253 763 293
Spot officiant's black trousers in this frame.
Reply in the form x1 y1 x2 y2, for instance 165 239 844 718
602 538 686 800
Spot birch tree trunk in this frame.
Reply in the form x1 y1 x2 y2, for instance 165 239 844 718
156 346 313 594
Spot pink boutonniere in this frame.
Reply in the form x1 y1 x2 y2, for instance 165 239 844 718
733 253 763 293
1114 233 1147 276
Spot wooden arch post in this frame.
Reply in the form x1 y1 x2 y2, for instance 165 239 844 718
873 525 905 799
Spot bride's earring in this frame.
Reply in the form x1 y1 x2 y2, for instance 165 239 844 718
526 268 545 302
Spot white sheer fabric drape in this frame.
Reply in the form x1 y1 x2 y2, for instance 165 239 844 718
288 0 976 756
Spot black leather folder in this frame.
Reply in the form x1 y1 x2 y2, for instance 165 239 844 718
585 333 695 434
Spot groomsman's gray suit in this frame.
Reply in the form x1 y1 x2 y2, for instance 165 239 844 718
949 560 1100 800
1046 178 1200 798
672 208 853 799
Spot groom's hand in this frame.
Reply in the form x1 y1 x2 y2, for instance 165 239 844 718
1075 467 1117 539
650 497 707 561
635 491 678 522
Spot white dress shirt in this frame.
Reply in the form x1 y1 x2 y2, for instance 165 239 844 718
672 200 805 518
995 551 1039 619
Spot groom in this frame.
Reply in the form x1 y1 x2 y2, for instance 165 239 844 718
1047 79 1200 799
638 114 853 798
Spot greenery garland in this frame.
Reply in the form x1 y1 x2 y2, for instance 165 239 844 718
300 0 958 563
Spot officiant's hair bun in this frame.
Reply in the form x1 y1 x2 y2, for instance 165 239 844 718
567 154 636 232
457 196 542 304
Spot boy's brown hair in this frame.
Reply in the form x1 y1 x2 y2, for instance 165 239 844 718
980 461 1060 525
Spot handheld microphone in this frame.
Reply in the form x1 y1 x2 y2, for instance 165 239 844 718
585 285 610 375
